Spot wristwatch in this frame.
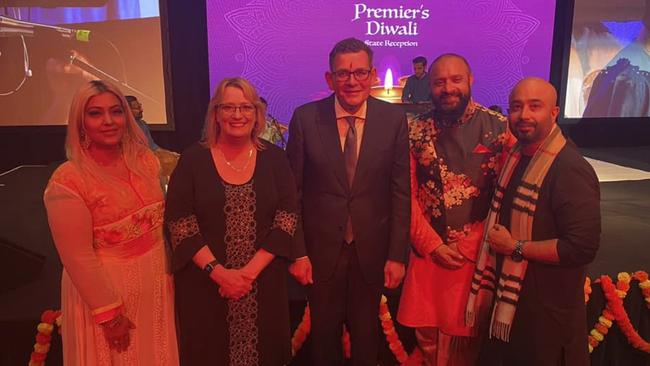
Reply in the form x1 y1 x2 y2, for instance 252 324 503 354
203 259 220 275
511 240 526 262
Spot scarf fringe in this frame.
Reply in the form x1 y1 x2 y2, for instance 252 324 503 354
491 320 512 342
489 301 512 342
466 285 495 328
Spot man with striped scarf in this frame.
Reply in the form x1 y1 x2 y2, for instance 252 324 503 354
467 77 601 365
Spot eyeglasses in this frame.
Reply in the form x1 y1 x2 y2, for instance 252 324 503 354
218 104 256 116
332 69 372 82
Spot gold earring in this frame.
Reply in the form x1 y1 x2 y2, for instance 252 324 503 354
80 130 91 149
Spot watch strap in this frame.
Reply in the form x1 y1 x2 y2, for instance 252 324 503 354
203 259 220 274
511 240 525 262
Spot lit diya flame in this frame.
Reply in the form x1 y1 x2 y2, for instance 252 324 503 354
384 68 393 94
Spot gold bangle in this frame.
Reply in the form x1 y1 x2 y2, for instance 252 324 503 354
101 315 122 329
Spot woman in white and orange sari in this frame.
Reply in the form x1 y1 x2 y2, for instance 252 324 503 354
44 80 178 365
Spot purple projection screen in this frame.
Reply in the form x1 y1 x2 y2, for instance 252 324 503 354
206 0 556 123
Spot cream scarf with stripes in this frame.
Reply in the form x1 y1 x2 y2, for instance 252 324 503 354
465 125 566 342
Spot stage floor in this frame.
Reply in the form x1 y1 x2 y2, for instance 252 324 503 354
587 157 650 182
581 147 650 275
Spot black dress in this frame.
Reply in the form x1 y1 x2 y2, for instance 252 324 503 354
165 141 299 366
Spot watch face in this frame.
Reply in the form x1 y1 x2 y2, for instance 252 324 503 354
203 259 219 275
511 241 524 262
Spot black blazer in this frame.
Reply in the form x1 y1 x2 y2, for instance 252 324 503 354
287 95 410 284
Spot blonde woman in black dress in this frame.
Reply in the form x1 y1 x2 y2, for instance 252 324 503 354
165 77 299 365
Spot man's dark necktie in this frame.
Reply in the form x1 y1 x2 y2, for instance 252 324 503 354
343 116 357 243
343 116 358 187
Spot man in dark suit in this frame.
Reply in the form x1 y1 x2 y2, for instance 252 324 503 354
286 38 410 365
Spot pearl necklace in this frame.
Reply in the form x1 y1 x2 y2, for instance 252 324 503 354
218 147 253 173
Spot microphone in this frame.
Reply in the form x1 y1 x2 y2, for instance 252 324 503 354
69 52 161 105
0 15 91 42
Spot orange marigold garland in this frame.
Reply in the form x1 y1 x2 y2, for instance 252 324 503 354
379 295 424 365
291 305 310 356
287 305 359 360
615 272 631 297
633 271 650 310
601 274 650 353
288 305 375 360
342 325 351 359
379 295 409 363
29 309 61 366
587 311 614 354
291 297 422 364
291 275 650 363
587 275 621 354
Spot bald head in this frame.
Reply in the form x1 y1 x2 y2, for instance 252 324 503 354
508 77 560 150
429 53 471 76
509 77 557 107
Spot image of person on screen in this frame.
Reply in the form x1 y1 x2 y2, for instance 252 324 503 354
0 3 165 126
397 54 513 366
0 38 94 125
565 23 622 118
583 1 650 117
472 77 600 366
402 56 432 104
286 37 410 366
2 0 156 25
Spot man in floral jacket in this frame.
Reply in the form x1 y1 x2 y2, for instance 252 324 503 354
397 53 513 366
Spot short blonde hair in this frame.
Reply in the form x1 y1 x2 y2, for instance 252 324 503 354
201 77 266 149
65 80 155 181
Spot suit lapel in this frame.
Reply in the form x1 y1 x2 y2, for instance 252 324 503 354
315 96 349 193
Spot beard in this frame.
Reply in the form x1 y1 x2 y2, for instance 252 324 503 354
511 119 545 146
433 90 471 123
512 127 533 143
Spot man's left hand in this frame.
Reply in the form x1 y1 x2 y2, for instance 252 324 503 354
384 260 405 289
289 256 313 285
487 224 516 255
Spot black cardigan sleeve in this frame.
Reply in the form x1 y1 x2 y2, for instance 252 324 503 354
258 146 300 259
164 145 208 272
